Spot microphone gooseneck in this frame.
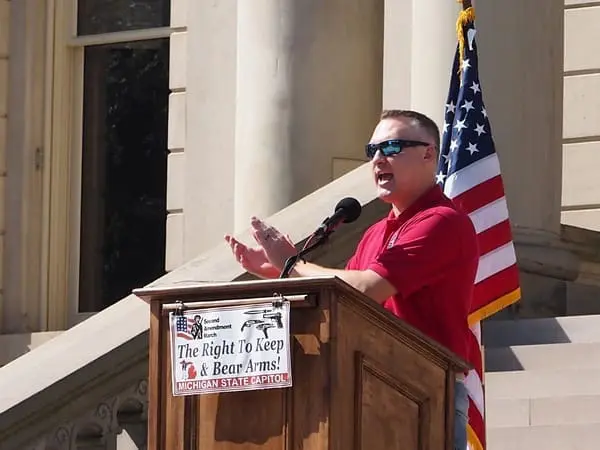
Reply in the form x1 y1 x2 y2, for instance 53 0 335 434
315 197 362 237
279 197 362 278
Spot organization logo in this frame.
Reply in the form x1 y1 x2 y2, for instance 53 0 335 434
174 311 233 340
175 314 205 340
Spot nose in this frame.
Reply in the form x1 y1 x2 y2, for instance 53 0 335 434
371 150 386 164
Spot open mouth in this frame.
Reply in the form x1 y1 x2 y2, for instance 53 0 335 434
377 173 394 184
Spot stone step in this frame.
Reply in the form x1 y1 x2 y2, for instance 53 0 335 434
483 314 600 348
487 423 600 450
485 342 600 372
485 367 600 399
487 394 600 428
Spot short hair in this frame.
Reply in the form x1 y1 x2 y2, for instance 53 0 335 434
380 109 440 151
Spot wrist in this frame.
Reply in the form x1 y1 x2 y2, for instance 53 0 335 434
289 259 309 278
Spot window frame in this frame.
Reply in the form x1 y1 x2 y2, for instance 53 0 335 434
43 0 174 328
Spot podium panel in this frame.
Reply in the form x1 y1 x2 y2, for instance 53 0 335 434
135 277 468 450
334 299 448 450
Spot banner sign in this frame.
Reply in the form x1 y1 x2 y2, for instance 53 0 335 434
169 299 292 396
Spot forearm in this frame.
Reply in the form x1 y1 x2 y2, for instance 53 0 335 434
290 260 347 279
290 261 389 304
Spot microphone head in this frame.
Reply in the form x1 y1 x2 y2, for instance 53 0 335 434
335 197 362 224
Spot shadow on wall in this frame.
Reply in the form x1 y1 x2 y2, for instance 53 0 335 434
0 332 63 367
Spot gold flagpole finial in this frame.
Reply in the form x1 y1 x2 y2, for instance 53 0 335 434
456 1 476 76
458 0 472 10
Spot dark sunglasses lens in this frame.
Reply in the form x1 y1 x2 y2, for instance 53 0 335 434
366 141 404 159
380 142 402 157
365 145 376 159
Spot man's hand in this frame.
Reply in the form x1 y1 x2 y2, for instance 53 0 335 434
249 217 297 270
224 234 280 279
224 217 296 278
225 217 396 304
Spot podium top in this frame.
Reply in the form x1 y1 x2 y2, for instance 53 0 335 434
133 276 343 302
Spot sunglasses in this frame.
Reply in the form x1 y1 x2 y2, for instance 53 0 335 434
365 139 431 160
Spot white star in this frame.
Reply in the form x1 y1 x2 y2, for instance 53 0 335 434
454 119 467 132
435 172 446 184
481 107 488 118
443 122 449 133
461 100 474 113
450 139 459 152
446 101 456 113
461 58 471 71
474 123 486 136
443 153 452 169
470 82 481 94
466 142 479 155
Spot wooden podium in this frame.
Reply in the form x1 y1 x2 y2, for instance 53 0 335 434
134 276 469 450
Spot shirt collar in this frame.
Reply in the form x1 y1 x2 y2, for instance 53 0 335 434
386 184 445 225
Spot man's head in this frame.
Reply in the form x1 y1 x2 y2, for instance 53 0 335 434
366 110 440 212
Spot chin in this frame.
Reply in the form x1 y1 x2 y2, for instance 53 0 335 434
376 190 395 203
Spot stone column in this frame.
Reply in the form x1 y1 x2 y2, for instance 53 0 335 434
234 1 384 231
410 0 578 316
475 1 582 317
409 0 462 128
476 0 564 239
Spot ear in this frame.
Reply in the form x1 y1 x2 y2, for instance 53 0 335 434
423 145 437 162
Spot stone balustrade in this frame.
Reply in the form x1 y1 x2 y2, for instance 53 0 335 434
25 379 148 450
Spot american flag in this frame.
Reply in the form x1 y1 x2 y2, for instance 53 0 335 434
436 7 521 450
174 315 195 340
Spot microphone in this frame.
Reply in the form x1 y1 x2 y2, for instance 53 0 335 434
279 197 362 278
315 197 362 237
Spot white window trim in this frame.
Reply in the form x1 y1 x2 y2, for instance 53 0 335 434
68 26 175 47
43 0 174 329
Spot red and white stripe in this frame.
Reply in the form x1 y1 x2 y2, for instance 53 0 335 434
443 152 521 450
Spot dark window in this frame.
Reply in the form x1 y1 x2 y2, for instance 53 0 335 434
77 0 170 35
78 38 169 312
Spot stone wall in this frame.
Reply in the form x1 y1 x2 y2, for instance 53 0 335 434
561 1 600 230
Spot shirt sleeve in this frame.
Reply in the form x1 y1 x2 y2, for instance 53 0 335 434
345 253 358 270
368 212 462 299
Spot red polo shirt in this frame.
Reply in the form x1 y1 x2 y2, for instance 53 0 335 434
346 184 478 363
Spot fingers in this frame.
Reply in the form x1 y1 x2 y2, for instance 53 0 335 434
251 217 288 243
250 217 273 245
251 216 268 235
224 234 238 251
224 234 247 262
228 218 295 252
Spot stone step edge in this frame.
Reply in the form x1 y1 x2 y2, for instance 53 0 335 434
482 313 600 347
484 342 600 372
487 421 600 432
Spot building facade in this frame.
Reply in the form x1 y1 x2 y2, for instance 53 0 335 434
0 0 599 447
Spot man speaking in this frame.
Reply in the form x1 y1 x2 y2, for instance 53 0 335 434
225 109 478 450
